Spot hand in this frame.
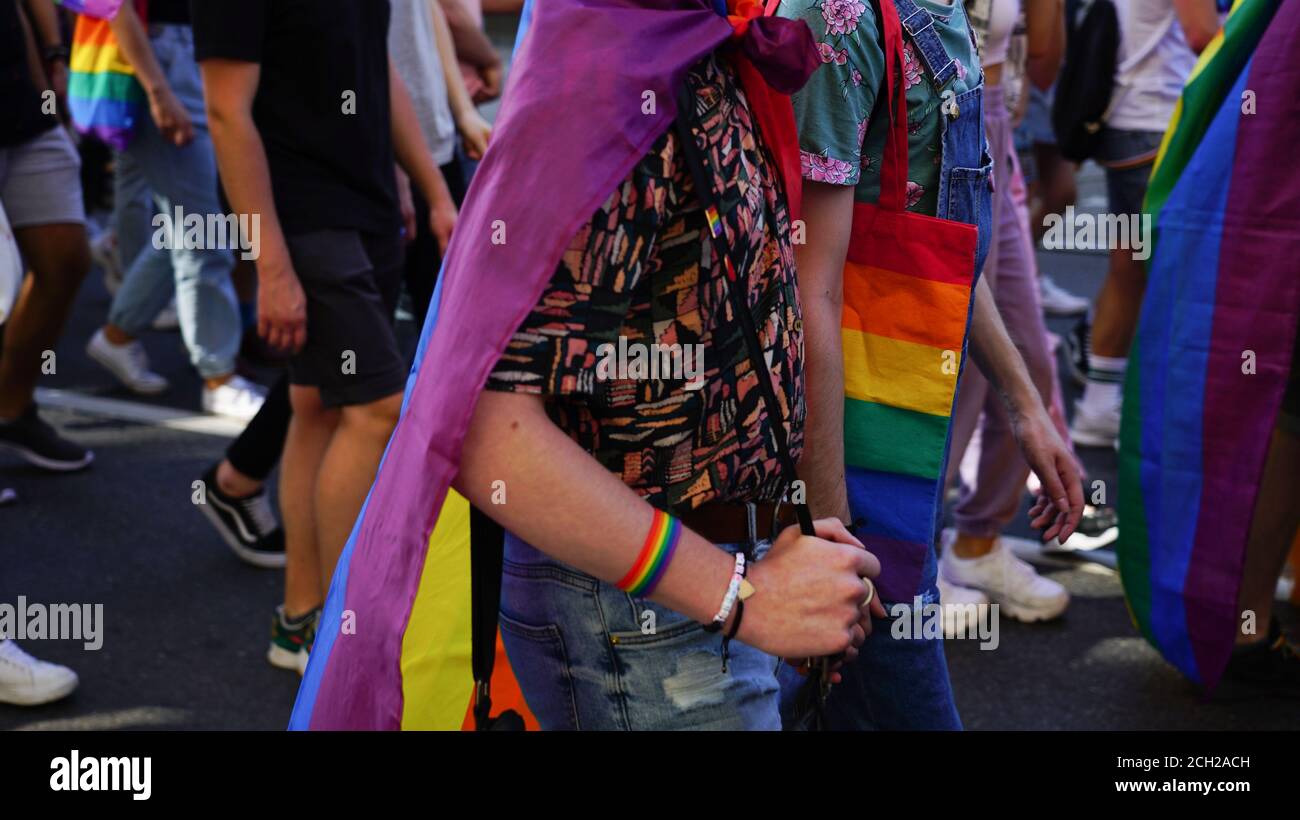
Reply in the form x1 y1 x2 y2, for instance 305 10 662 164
429 198 457 255
147 86 195 147
257 263 307 354
457 109 492 161
1013 405 1085 543
474 62 503 103
739 518 885 667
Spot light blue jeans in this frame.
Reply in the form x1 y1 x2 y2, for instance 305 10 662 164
107 24 240 380
500 533 781 730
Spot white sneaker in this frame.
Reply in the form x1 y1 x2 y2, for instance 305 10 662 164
1070 397 1121 448
1039 275 1090 316
0 640 79 705
202 374 266 422
1043 504 1119 553
940 529 1069 622
936 578 991 639
151 299 180 332
86 329 169 395
90 229 123 296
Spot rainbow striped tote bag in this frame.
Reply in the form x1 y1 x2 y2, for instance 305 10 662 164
61 0 146 151
841 0 979 602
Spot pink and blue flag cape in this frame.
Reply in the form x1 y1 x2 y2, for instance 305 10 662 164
1117 0 1300 691
290 0 816 730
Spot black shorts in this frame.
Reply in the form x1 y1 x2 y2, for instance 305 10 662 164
284 229 406 408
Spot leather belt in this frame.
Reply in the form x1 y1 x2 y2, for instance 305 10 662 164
677 501 798 545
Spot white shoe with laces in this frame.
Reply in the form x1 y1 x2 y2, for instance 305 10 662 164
202 374 266 422
940 529 1069 622
86 328 169 395
0 640 79 706
1039 275 1090 316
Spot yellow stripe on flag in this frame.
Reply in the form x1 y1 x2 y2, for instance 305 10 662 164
842 327 958 418
400 489 474 730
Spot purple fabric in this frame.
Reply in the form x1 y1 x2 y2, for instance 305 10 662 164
307 0 816 729
1186 4 1300 692
739 15 822 94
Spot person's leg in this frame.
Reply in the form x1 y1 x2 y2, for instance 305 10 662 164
197 375 292 567
0 224 89 419
1031 143 1077 244
1237 422 1300 645
145 29 242 386
282 384 337 617
221 374 292 490
1072 129 1163 447
314 391 402 588
0 128 94 470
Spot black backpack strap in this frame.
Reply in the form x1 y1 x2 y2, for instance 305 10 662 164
670 79 814 539
470 504 523 730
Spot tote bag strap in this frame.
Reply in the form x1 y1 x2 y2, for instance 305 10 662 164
875 0 912 213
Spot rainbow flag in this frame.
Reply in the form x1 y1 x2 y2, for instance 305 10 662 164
62 0 146 151
1117 0 1300 690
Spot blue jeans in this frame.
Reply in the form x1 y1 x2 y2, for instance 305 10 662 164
780 537 962 729
107 24 240 380
500 532 781 730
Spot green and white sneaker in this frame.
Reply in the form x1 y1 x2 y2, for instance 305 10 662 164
268 605 318 675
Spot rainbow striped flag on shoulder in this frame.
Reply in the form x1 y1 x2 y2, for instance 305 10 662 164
60 0 146 151
1118 0 1300 690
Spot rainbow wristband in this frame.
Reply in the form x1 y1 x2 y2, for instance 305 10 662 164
616 509 682 597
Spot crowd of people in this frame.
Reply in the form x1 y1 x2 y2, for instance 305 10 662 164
1 0 1295 727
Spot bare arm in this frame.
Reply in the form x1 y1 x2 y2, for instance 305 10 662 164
15 0 47 90
108 2 193 144
435 0 500 69
794 180 857 524
454 390 881 660
967 276 1083 540
428 0 491 159
1173 0 1220 53
1025 0 1064 90
389 58 457 251
200 58 304 353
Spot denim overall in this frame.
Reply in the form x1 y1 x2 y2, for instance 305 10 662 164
785 0 994 731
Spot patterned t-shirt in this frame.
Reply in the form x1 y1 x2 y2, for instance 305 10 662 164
778 0 982 214
485 54 805 513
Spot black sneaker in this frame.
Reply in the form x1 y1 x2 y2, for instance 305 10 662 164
1043 505 1119 553
0 405 93 471
1065 317 1090 388
1216 620 1300 700
196 463 286 569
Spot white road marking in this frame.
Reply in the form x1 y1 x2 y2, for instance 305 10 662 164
35 388 242 438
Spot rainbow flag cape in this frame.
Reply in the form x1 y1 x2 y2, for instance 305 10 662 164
62 0 146 151
1117 0 1300 690
290 0 817 730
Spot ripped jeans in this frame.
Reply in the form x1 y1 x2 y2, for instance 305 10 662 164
500 533 781 730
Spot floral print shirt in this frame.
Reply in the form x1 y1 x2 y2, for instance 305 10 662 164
778 0 981 215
